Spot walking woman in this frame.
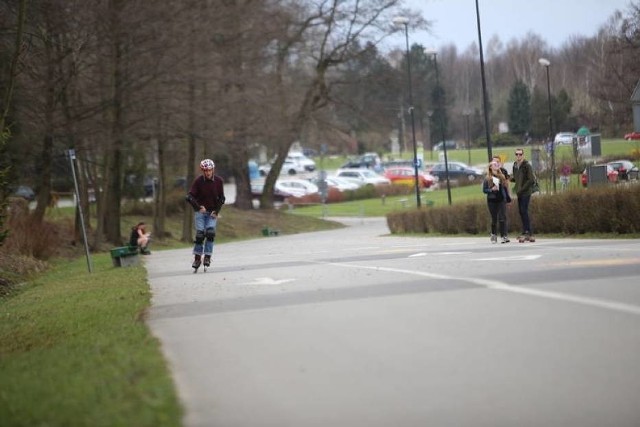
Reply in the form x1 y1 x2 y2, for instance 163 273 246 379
482 161 511 243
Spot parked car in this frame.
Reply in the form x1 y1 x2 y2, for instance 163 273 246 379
250 182 295 201
340 152 381 169
275 179 319 197
428 162 484 183
309 176 360 192
580 164 618 187
12 185 35 201
607 160 639 181
432 140 457 151
624 131 640 141
335 168 391 187
259 159 306 176
383 166 435 188
286 152 316 172
554 132 576 145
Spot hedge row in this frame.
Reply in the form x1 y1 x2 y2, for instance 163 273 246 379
387 183 640 236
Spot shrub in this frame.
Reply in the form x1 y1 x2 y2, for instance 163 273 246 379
387 184 640 235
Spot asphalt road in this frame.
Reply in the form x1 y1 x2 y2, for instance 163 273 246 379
146 218 640 427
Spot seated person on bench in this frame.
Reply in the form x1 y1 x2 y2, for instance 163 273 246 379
129 222 151 255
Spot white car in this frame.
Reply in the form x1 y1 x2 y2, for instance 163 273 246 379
286 152 316 172
554 132 576 145
275 179 319 197
309 176 361 192
259 159 306 176
335 169 391 187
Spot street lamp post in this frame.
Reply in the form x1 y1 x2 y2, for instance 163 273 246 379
539 57 556 193
426 110 434 160
393 16 421 209
475 0 493 161
463 108 472 165
426 48 452 205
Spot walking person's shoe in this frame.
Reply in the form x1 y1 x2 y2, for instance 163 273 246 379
501 236 510 244
490 234 497 244
203 255 211 267
192 254 202 269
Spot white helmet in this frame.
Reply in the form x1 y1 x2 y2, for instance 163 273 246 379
200 159 215 170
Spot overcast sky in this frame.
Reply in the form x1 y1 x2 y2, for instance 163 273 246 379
396 0 631 51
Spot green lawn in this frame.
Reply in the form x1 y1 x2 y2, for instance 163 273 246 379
318 138 639 171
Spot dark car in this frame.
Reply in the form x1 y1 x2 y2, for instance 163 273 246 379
607 160 639 181
428 162 483 183
340 153 381 169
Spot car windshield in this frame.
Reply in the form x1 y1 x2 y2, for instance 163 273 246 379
360 170 378 178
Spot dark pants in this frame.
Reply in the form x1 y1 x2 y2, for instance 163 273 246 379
517 194 532 234
487 201 507 237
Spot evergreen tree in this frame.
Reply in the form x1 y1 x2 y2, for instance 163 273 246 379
507 80 531 136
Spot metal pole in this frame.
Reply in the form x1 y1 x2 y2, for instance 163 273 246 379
433 54 452 205
67 149 93 273
545 64 556 193
475 0 492 161
401 22 421 208
464 109 471 165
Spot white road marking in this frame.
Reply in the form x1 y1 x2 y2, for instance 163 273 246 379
317 262 640 316
474 255 541 261
241 277 295 286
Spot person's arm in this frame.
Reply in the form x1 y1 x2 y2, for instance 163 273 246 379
212 177 226 214
186 179 203 211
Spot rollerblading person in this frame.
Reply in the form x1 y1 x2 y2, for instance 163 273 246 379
186 158 225 273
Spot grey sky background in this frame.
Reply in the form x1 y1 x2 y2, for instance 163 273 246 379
398 0 631 51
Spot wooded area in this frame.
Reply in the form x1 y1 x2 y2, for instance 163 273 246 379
1 0 638 247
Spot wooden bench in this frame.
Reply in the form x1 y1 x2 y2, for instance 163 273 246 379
110 246 139 267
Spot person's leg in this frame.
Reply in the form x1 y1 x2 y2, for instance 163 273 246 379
497 202 509 241
193 213 205 267
487 202 498 242
203 217 217 255
518 195 532 234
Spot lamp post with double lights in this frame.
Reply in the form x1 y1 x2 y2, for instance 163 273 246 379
539 57 556 193
426 48 452 205
393 16 421 209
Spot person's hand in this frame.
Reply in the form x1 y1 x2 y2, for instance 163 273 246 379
210 211 218 218
199 206 206 213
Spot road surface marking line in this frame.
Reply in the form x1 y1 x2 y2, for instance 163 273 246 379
317 262 640 316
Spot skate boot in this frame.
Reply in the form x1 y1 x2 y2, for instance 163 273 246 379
192 254 202 270
501 236 510 244
490 234 497 244
517 233 531 243
203 255 211 268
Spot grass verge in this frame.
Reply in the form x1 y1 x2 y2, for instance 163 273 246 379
0 253 183 427
0 208 344 426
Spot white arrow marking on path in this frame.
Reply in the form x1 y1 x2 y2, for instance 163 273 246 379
474 255 541 261
242 277 295 286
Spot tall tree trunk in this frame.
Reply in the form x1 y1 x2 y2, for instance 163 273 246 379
103 0 126 245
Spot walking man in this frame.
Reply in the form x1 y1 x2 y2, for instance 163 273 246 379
511 148 535 241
